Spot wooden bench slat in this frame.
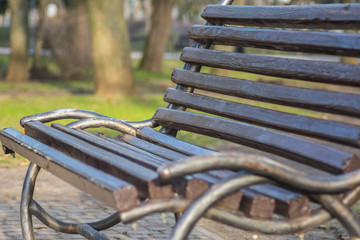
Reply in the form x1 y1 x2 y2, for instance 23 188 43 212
189 25 360 57
153 108 360 174
164 88 360 147
51 124 243 205
136 127 312 219
119 134 188 161
248 184 311 219
51 124 168 168
240 188 275 220
201 4 360 29
180 48 360 86
130 128 298 218
137 127 214 156
23 121 173 200
172 68 360 117
0 128 139 211
181 67 360 117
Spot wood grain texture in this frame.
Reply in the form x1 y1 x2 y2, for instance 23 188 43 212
164 88 360 147
201 4 360 29
0 128 140 211
180 48 360 86
189 25 360 57
171 68 360 117
24 121 173 200
153 108 360 174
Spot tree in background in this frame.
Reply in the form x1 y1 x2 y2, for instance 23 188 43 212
30 0 46 77
139 0 176 73
6 0 29 82
46 0 93 80
87 0 135 96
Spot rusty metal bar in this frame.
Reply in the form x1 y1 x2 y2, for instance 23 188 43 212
171 174 268 240
314 194 360 237
30 200 117 239
20 162 40 240
158 152 360 193
19 108 157 129
119 186 360 235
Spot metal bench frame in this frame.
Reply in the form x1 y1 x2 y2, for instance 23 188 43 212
1 1 360 239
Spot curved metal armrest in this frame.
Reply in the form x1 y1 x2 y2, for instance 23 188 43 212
158 152 360 194
19 108 158 130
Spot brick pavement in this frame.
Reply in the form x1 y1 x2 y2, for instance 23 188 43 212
0 166 348 240
0 167 225 240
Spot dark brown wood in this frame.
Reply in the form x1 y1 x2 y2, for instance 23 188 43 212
164 88 360 147
52 123 242 206
240 189 275 220
201 4 360 29
189 25 360 57
171 68 360 117
0 128 140 211
180 48 360 86
249 184 311 219
51 124 169 168
137 127 214 156
119 134 187 161
24 121 173 200
153 108 360 174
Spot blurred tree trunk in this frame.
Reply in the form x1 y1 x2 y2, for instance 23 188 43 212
139 0 176 73
87 0 135 96
6 0 28 83
31 0 46 75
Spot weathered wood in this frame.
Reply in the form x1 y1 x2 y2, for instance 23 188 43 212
189 25 360 57
201 4 360 29
0 128 140 211
153 108 360 174
52 123 243 206
249 184 311 219
119 134 187 161
171 68 360 117
137 127 214 156
240 189 275 220
52 124 168 168
164 88 360 147
134 127 313 218
24 121 172 200
180 48 360 86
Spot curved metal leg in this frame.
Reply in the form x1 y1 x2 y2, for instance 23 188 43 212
19 162 121 240
20 162 41 240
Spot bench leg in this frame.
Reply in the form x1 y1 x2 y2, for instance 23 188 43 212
19 162 122 240
20 162 40 240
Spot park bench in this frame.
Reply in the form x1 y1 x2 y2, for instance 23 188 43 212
1 1 360 239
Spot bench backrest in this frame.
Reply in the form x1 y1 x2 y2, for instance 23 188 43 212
153 3 360 175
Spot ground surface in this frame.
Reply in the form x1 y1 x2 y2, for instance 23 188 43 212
0 165 352 240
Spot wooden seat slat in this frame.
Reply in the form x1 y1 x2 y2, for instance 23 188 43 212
52 123 242 205
172 69 360 117
164 88 360 147
248 184 310 219
0 128 140 211
180 48 360 86
119 134 188 161
51 124 169 167
201 4 360 29
134 128 312 219
24 121 172 199
153 108 360 174
189 25 360 57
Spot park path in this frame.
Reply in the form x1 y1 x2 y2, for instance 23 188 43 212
0 165 348 240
